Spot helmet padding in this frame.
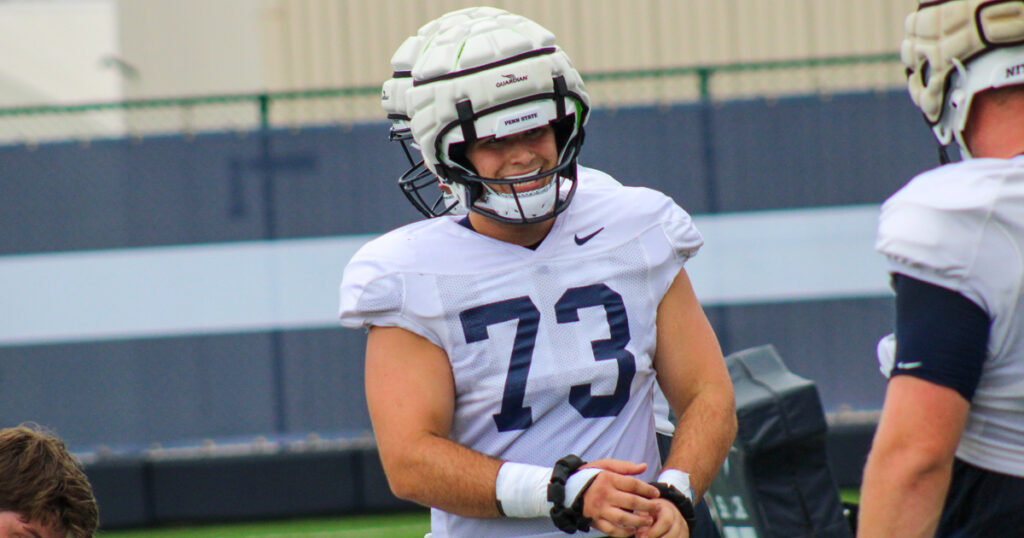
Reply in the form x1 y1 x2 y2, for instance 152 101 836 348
902 0 1024 158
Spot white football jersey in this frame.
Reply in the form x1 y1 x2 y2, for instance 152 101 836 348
576 166 676 437
876 155 1024 477
340 176 702 537
575 164 622 188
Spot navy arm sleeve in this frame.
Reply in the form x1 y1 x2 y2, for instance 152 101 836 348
891 273 991 402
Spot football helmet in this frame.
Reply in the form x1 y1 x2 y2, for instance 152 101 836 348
382 7 513 218
902 0 1024 160
404 11 590 224
382 35 459 217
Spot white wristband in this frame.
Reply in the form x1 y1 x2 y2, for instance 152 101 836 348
657 468 694 501
495 462 551 518
564 468 602 508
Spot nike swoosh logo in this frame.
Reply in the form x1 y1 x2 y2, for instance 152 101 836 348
574 227 604 245
896 361 923 370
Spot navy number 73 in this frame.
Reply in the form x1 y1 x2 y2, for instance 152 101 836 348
459 283 636 432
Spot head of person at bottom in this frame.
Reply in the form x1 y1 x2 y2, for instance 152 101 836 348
0 424 99 538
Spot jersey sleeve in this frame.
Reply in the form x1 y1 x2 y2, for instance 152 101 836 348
578 165 624 188
875 166 996 313
639 185 702 263
661 202 703 263
637 188 703 300
338 243 442 346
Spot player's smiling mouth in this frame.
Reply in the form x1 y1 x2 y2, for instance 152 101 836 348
500 168 549 194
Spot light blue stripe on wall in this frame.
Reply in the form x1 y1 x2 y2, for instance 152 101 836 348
688 204 890 305
0 236 374 346
0 205 890 347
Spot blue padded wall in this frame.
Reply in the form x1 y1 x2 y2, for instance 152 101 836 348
1 90 929 450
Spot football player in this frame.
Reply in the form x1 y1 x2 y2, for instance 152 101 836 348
340 7 736 538
381 7 683 473
859 1 1024 536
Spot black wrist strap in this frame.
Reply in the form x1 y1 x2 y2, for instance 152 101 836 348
650 481 698 532
548 454 593 534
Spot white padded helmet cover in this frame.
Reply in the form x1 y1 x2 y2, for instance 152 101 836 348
383 8 515 130
406 14 590 178
382 35 424 140
382 9 521 218
902 0 1024 127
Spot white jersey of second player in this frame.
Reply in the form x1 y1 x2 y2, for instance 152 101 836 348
340 172 702 537
876 154 1024 478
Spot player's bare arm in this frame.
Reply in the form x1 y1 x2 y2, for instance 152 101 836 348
365 325 504 517
858 376 969 537
626 267 734 538
654 268 737 498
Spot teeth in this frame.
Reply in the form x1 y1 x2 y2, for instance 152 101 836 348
504 168 542 180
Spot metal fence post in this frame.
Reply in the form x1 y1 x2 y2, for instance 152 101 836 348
258 93 287 435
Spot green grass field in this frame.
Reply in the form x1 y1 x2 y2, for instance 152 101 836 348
100 511 431 538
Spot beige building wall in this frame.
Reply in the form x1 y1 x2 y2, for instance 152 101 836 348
1 0 920 142
0 0 120 107
118 0 916 104
257 0 917 115
117 0 267 99
0 0 123 143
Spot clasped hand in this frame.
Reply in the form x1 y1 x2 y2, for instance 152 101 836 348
579 459 689 538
